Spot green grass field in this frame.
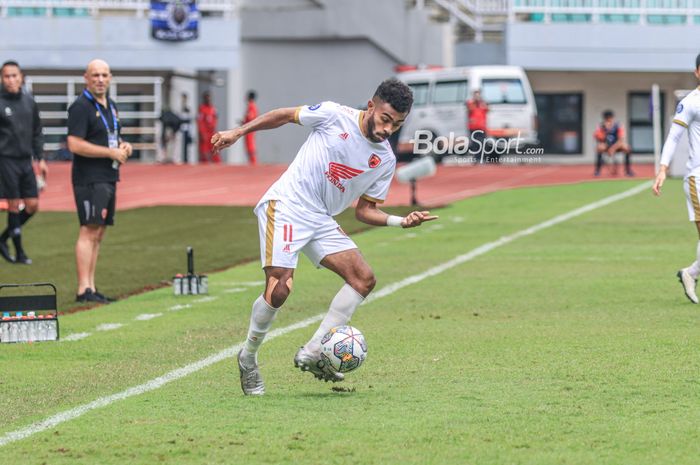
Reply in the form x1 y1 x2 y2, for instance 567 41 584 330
2 179 700 465
0 205 412 312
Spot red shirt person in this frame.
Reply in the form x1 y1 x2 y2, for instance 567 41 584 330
466 89 489 160
197 91 218 163
466 89 489 133
243 91 258 165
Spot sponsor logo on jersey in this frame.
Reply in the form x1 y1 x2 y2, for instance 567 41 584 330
339 132 349 140
282 244 292 253
368 153 381 168
325 162 364 193
4 107 12 117
677 103 684 114
308 103 321 111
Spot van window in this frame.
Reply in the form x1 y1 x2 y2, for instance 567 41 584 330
407 82 429 106
433 80 468 104
482 79 527 105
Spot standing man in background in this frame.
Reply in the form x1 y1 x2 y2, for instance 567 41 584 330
466 89 489 162
243 91 258 165
197 91 218 163
67 59 132 303
0 60 47 265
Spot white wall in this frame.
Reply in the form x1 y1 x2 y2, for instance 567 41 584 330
239 39 399 163
0 17 240 70
508 23 700 72
527 70 699 161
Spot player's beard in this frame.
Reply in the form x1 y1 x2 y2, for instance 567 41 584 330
366 115 385 143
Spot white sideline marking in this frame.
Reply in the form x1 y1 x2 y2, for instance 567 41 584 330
367 182 651 303
0 182 650 448
135 313 163 321
223 288 247 293
95 323 124 332
168 304 192 312
220 281 264 287
193 296 218 304
62 332 91 342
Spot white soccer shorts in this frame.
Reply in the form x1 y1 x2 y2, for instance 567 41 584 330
254 200 357 269
684 176 700 222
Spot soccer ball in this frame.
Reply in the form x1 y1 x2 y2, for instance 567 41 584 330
320 325 367 373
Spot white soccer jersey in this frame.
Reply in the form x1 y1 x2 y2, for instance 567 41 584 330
673 87 700 178
257 101 396 217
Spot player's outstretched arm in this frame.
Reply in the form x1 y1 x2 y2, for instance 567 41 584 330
652 165 667 196
355 197 438 228
211 107 298 153
654 122 686 196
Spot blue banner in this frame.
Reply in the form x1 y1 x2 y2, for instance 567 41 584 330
150 0 199 42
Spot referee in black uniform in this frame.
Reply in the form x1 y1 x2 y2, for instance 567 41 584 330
0 60 47 265
67 59 132 303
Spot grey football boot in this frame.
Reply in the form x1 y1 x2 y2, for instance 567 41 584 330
294 346 344 383
677 269 699 304
237 349 265 395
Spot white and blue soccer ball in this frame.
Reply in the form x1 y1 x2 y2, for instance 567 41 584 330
320 325 367 373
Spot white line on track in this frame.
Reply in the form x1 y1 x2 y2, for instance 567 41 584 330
0 182 650 448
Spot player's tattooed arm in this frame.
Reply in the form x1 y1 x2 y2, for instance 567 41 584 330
211 107 298 153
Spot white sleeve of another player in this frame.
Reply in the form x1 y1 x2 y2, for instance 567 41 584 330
660 121 687 167
672 97 696 128
294 101 338 129
361 161 396 204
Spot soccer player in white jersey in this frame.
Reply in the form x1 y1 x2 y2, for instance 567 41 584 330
653 53 700 304
211 79 438 395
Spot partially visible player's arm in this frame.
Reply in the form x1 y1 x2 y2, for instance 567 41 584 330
653 122 687 196
355 197 438 228
211 107 298 153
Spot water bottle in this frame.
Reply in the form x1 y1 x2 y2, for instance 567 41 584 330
19 320 29 342
173 274 183 296
27 320 37 342
9 321 19 343
47 320 58 340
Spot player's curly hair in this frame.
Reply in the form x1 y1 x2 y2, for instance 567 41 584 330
374 78 413 113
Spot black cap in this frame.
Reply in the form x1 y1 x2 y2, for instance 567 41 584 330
603 110 614 119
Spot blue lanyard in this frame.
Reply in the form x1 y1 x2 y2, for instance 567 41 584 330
83 89 118 135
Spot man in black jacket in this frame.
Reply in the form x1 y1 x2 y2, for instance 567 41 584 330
0 60 47 265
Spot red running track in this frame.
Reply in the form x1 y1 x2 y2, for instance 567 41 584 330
5 161 654 212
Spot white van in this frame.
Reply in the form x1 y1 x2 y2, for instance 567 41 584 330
395 65 538 159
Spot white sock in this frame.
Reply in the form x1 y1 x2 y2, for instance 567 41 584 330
305 284 364 354
687 241 700 279
240 295 278 367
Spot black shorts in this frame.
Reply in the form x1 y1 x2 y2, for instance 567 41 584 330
73 182 117 226
0 157 38 199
